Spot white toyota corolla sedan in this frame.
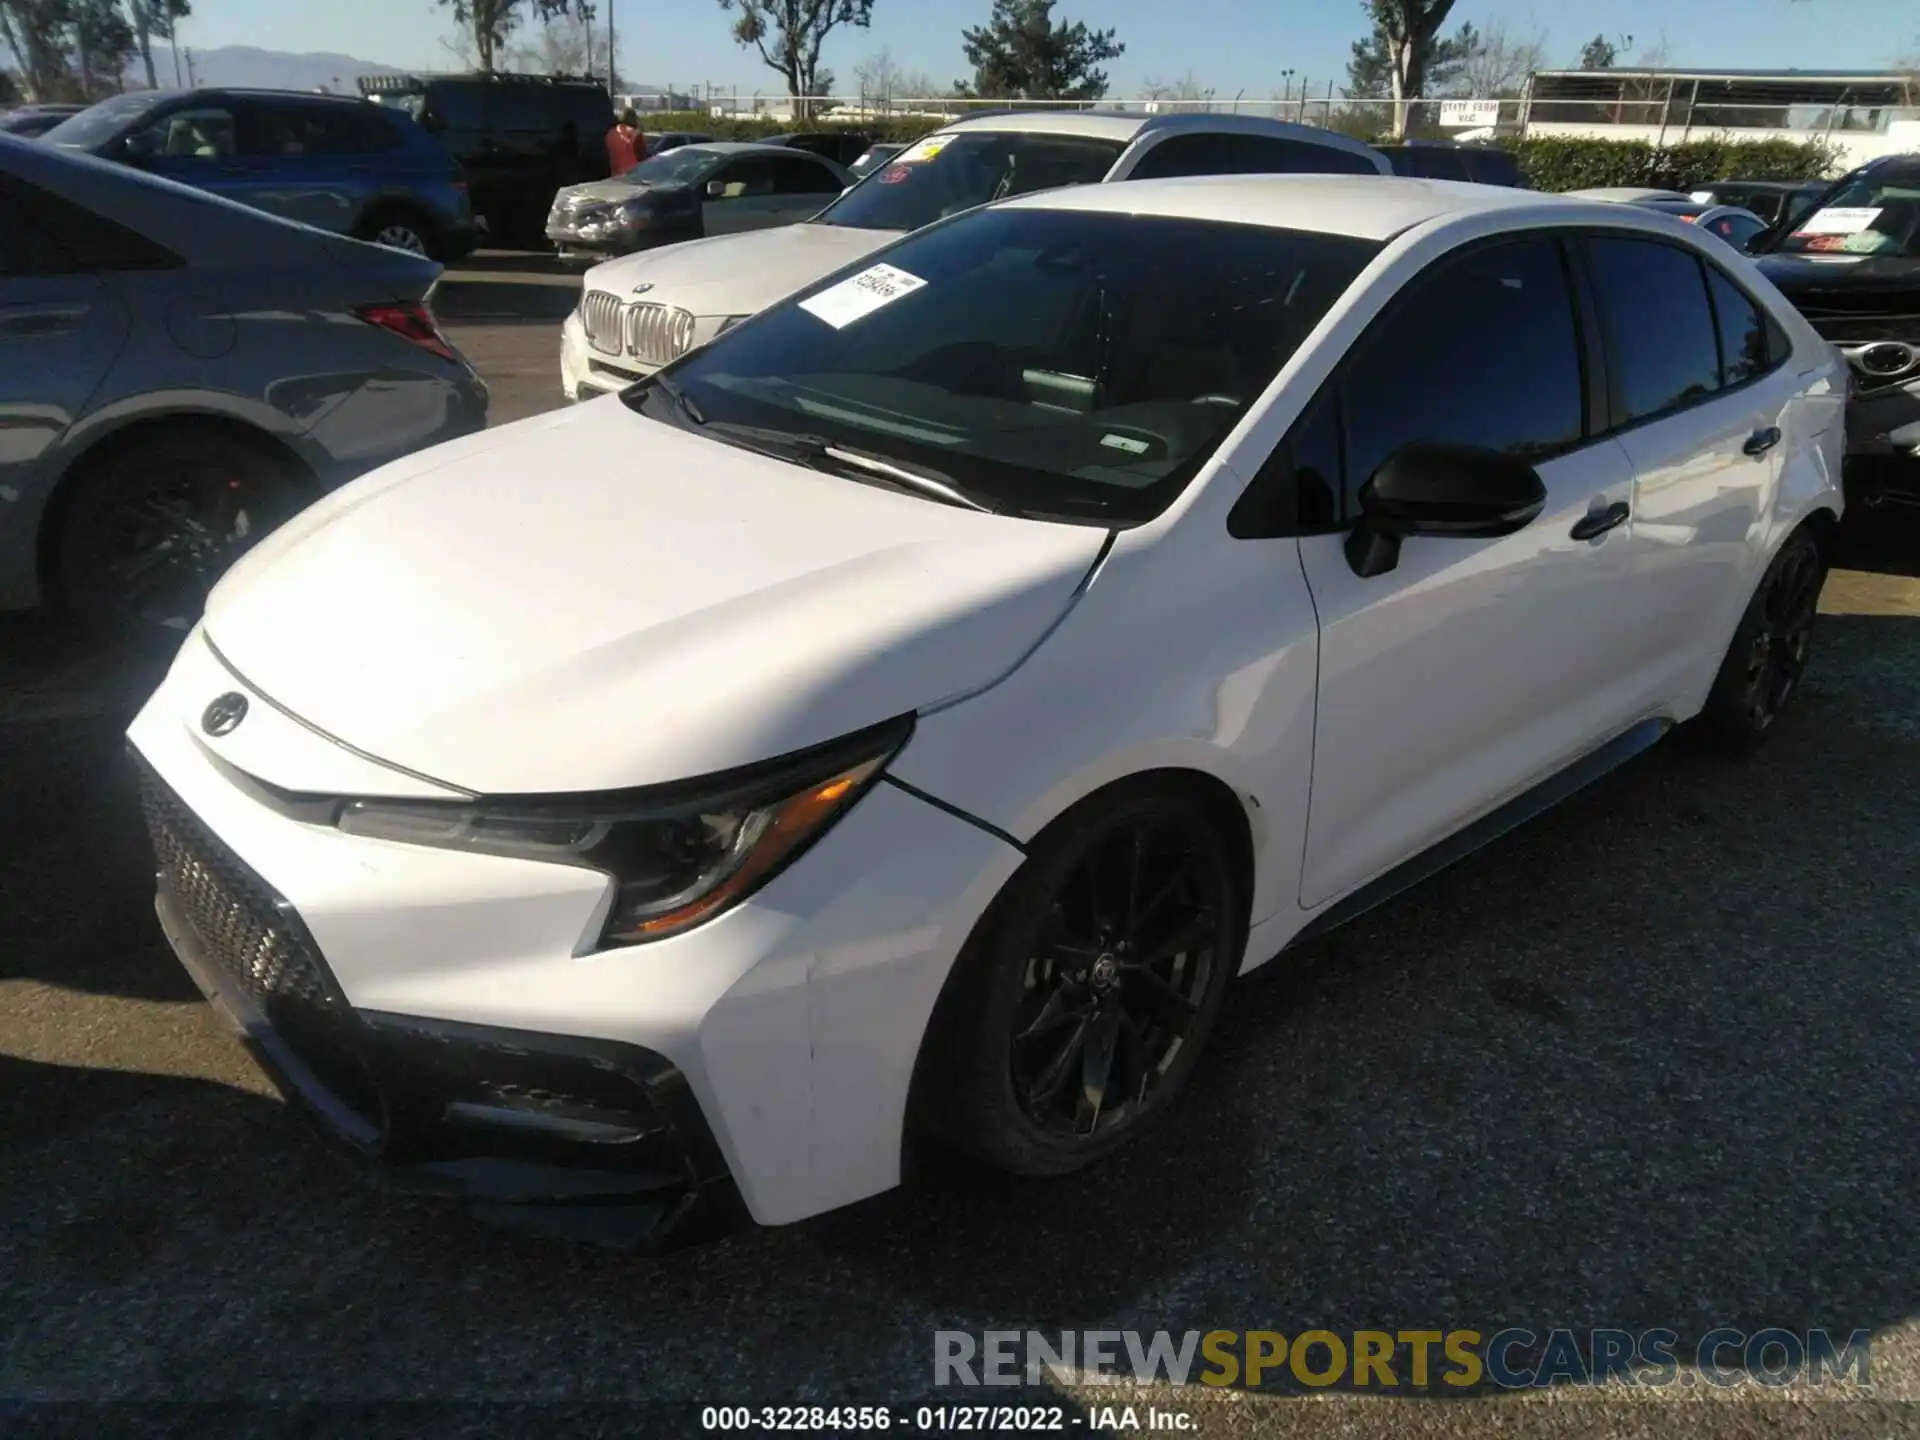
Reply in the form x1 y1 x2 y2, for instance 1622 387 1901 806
130 176 1845 1243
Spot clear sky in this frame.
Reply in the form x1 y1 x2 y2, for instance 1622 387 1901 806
172 0 1918 97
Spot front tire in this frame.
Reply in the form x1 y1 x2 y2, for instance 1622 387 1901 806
913 781 1243 1178
1692 526 1829 752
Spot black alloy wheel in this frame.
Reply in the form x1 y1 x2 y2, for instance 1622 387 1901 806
914 782 1242 1176
1738 531 1824 732
1011 818 1224 1138
1694 526 1829 751
56 429 310 641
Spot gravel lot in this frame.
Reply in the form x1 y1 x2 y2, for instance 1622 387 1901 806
1 271 1915 1437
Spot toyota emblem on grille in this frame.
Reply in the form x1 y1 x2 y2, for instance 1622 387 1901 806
202 692 248 736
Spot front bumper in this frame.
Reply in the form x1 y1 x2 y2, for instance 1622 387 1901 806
128 631 1024 1230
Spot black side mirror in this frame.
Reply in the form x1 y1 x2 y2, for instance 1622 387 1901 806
704 178 728 199
1345 442 1547 578
120 130 158 164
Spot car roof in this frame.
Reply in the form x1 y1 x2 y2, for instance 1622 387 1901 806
936 108 1379 158
1565 186 1694 202
678 141 838 159
1003 173 1668 242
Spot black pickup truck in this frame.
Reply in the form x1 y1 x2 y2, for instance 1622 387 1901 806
1754 155 1920 510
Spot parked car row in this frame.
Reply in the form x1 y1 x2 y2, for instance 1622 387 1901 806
130 168 1847 1244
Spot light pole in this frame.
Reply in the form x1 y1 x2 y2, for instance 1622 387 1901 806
607 0 616 97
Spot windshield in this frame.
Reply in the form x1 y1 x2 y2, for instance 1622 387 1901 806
634 207 1378 524
815 130 1126 233
625 146 724 187
41 90 169 149
1775 168 1920 257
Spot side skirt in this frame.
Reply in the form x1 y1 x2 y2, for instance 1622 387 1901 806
1288 716 1673 948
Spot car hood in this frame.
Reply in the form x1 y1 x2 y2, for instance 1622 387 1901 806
1756 253 1920 317
201 399 1108 795
579 223 896 317
557 177 668 206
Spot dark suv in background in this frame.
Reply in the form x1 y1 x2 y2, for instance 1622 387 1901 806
40 88 477 259
1376 139 1526 187
362 72 613 245
761 130 874 168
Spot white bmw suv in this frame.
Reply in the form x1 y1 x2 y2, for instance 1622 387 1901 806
134 176 1843 1244
558 110 1390 403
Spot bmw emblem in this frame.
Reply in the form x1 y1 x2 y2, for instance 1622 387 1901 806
630 281 654 295
201 692 248 737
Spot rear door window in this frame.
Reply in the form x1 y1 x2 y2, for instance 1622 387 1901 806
774 155 845 194
1583 236 1723 424
1129 132 1375 179
425 83 487 132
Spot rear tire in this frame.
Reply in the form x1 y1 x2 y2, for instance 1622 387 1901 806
1691 526 1828 753
912 780 1243 1178
52 428 314 643
355 205 440 260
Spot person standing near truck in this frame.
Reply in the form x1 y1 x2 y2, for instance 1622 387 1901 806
606 108 644 176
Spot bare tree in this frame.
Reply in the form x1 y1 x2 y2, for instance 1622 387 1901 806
503 10 599 74
434 0 595 73
855 43 928 102
719 0 876 116
1454 16 1547 98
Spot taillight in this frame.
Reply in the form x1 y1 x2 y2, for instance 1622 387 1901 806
353 301 459 364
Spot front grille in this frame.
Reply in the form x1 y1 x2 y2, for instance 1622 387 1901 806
140 770 338 1013
581 289 626 356
138 764 383 1132
624 302 696 367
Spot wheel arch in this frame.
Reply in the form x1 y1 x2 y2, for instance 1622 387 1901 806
36 410 320 609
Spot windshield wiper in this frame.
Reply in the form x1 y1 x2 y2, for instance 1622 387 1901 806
627 371 706 426
700 421 994 513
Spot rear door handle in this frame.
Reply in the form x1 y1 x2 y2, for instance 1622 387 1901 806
1570 500 1631 541
1743 426 1783 457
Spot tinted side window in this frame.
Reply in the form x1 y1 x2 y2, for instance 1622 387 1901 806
1705 264 1774 387
0 174 180 273
1131 132 1375 179
1584 237 1722 424
710 156 780 197
1409 147 1471 180
775 155 844 194
427 83 487 132
1338 236 1584 508
1127 133 1237 179
1236 135 1379 176
490 85 550 133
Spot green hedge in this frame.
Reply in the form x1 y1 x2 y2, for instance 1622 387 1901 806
636 111 1840 192
1501 135 1841 192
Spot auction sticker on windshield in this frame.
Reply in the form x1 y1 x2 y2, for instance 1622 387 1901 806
896 136 952 164
799 263 929 329
1796 207 1883 235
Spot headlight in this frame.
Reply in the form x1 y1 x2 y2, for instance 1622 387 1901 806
337 717 911 946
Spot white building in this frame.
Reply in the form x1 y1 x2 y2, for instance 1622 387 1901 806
1521 68 1920 168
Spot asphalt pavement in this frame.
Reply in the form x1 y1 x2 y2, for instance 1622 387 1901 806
1 262 1916 1438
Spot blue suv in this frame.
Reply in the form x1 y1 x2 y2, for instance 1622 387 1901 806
40 88 478 260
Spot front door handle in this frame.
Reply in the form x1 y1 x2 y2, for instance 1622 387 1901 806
1743 426 1783 457
1570 500 1631 541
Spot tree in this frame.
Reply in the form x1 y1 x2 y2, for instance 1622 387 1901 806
1139 71 1213 105
0 0 75 99
124 0 187 90
958 0 1122 101
503 10 601 76
1453 18 1548 98
1356 0 1462 137
718 0 876 115
1578 32 1627 69
434 0 595 73
69 0 132 96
